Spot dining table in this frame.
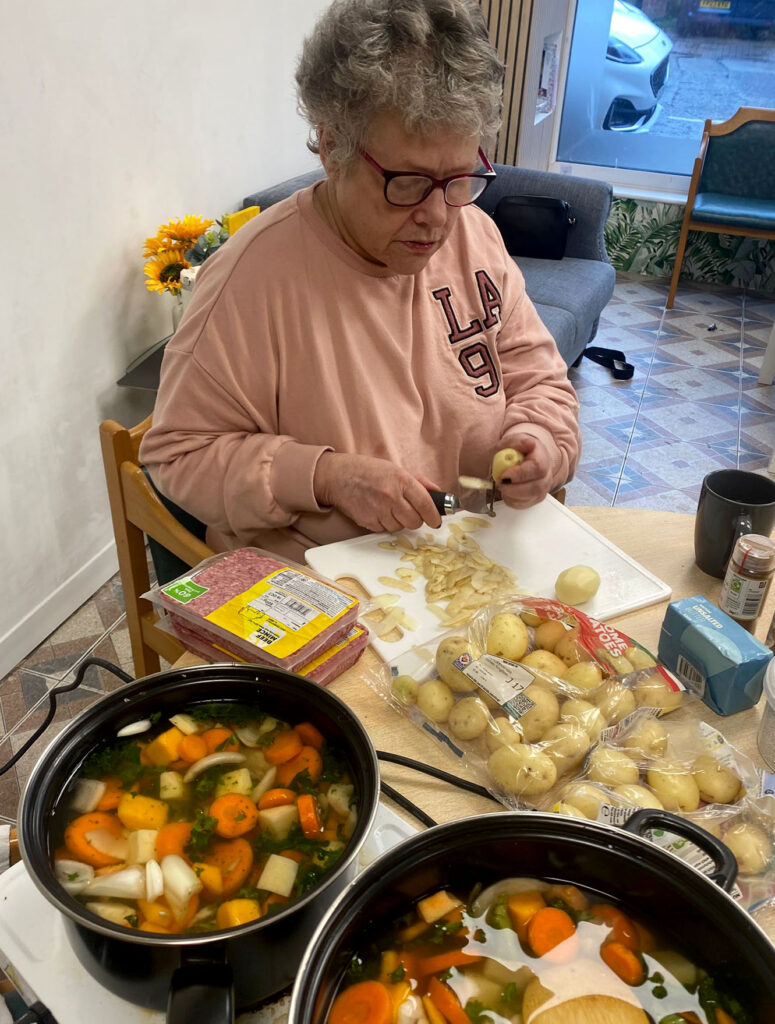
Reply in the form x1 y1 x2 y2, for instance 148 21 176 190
173 505 772 826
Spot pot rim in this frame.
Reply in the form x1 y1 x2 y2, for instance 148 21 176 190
18 664 380 947
289 810 775 1019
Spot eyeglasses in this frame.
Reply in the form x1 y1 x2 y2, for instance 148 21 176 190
359 147 496 208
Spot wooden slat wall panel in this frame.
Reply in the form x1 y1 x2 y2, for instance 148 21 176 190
480 0 533 165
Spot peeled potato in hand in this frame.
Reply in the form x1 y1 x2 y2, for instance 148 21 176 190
555 565 601 606
492 447 524 481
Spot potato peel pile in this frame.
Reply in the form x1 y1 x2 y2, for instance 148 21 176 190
372 520 519 637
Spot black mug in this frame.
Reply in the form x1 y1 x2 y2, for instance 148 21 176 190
695 469 775 578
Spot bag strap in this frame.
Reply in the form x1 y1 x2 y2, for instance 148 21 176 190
583 346 634 381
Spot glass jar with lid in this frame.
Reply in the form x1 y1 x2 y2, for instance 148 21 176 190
718 533 775 632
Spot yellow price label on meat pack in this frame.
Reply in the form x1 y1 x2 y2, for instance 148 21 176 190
206 568 356 659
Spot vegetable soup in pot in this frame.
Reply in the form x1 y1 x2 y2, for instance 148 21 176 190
327 878 751 1024
53 701 357 936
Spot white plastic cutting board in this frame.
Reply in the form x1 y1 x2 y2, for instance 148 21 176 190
306 495 672 662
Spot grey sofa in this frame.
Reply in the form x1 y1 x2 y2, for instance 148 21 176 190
244 164 615 368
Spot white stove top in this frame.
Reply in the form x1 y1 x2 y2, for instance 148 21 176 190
0 803 417 1024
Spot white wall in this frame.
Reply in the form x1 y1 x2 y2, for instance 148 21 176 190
0 1 329 679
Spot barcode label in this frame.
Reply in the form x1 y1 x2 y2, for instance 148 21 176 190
675 654 705 696
249 589 318 631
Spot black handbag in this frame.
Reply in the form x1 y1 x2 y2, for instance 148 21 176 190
493 195 576 260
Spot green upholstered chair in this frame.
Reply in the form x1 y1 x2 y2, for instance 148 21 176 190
667 107 775 310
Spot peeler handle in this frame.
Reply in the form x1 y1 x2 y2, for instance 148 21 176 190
427 489 459 516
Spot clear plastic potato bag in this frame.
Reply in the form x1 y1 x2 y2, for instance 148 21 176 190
559 709 762 824
367 595 686 809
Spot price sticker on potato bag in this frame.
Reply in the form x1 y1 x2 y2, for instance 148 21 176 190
458 654 536 719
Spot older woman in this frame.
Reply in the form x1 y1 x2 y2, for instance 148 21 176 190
140 0 580 562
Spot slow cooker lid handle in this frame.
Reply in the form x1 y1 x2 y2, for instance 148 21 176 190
623 808 738 892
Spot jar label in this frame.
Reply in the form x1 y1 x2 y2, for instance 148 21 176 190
719 571 769 620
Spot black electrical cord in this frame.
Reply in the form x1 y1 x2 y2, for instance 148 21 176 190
377 750 495 801
0 657 133 777
379 779 437 829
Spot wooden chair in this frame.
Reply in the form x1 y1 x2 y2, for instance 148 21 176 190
667 107 775 310
100 416 214 679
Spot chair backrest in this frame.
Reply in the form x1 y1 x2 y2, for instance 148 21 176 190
698 107 775 200
100 416 214 679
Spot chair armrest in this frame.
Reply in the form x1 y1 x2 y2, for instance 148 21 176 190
476 165 613 262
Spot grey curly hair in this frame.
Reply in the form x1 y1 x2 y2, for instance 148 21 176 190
296 0 504 169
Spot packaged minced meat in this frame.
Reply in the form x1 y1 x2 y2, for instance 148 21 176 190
144 548 360 672
170 622 370 685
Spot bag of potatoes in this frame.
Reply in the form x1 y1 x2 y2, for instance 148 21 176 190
372 595 685 810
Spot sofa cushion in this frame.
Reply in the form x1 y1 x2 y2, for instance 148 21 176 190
532 302 577 366
244 169 325 211
516 255 615 356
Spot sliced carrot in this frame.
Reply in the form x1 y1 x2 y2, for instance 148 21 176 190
168 759 191 772
276 745 323 787
600 940 645 987
205 838 254 897
426 976 470 1024
64 812 124 868
591 903 640 952
202 727 240 754
398 919 430 942
279 849 305 863
155 821 194 861
95 776 124 812
328 980 393 1024
417 950 482 976
526 906 576 959
297 793 323 838
263 892 290 914
209 793 259 838
715 1011 738 1024
178 734 208 763
264 729 303 765
257 787 297 810
295 721 325 750
507 890 546 941
94 862 127 877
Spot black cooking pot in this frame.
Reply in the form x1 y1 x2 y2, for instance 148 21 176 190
290 810 775 1023
18 664 380 1024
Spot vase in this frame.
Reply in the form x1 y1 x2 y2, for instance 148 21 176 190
170 293 184 333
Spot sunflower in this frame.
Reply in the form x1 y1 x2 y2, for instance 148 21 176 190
143 248 190 295
155 215 214 248
142 235 169 258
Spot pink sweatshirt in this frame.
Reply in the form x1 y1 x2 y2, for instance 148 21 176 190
140 183 580 561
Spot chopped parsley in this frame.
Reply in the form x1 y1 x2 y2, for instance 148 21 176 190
388 964 405 983
124 914 139 928
500 982 519 1012
429 919 464 944
185 810 218 857
464 1001 493 1024
289 768 318 795
194 766 224 798
81 739 158 788
187 703 266 727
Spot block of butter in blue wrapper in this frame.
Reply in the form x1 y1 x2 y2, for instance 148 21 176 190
658 595 772 715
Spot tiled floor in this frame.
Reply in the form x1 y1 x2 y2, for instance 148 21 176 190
1 274 773 825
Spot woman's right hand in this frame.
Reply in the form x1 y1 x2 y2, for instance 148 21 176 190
313 452 442 534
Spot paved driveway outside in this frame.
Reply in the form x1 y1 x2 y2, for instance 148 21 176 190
655 33 775 140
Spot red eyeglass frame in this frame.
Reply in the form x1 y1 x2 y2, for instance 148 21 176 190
358 146 497 207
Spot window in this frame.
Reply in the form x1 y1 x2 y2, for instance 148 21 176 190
554 0 775 186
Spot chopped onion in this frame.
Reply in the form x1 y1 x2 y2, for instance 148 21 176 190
86 901 138 927
86 829 129 861
182 751 246 783
161 854 203 923
145 859 164 902
169 713 201 735
232 723 267 747
84 866 146 900
116 719 152 738
251 765 277 803
71 779 107 814
55 858 94 895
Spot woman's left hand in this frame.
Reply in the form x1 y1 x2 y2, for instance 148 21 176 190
494 435 555 509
